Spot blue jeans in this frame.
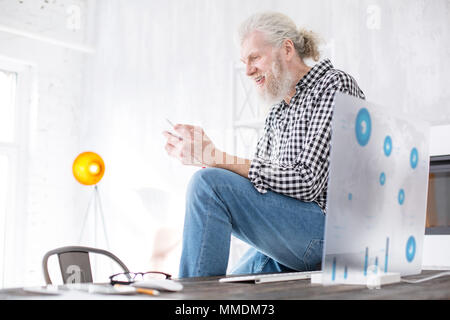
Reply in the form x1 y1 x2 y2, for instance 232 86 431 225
178 168 325 278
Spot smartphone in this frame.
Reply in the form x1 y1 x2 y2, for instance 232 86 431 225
166 118 183 140
166 119 204 168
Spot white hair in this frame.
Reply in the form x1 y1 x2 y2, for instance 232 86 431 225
238 12 321 61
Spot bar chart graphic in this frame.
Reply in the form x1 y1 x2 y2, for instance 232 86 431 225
324 237 391 284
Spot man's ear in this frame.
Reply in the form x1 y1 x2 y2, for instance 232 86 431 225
283 39 296 61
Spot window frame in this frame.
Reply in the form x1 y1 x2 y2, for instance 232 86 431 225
0 57 34 288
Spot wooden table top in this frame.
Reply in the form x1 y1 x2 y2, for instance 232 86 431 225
1 269 449 300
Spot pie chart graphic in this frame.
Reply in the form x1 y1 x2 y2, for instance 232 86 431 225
410 147 418 169
355 108 372 146
379 172 386 186
406 236 416 263
398 189 405 205
383 136 392 157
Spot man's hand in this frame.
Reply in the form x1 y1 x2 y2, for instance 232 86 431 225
163 124 218 167
163 123 252 178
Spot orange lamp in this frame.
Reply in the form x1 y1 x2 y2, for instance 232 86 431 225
72 151 105 185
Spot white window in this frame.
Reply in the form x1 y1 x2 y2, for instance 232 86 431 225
0 153 10 287
0 58 33 288
0 70 17 143
0 69 17 287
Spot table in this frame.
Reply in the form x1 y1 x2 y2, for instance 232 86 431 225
1 270 449 300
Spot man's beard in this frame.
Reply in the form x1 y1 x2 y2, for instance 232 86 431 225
256 55 295 106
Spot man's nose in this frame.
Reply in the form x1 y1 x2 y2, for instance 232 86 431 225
246 63 256 77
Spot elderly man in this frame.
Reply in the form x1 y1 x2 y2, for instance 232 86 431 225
163 12 365 278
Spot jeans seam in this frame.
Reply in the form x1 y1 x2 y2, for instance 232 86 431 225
303 239 313 270
257 255 271 273
199 170 324 213
212 185 234 221
196 198 213 276
216 184 322 216
302 239 323 271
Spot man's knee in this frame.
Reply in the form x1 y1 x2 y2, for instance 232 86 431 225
184 168 233 224
187 168 228 195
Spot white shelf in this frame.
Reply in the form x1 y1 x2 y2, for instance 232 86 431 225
430 124 450 156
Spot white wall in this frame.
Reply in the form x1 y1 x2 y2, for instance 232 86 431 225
83 0 450 278
328 0 450 124
0 0 448 287
0 0 95 287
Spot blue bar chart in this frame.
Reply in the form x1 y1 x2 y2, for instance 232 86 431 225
327 237 390 283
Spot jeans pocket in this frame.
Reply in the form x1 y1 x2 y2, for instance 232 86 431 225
302 239 324 271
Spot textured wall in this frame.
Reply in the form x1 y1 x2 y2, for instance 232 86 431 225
0 0 448 286
83 0 450 276
328 0 450 124
0 0 95 286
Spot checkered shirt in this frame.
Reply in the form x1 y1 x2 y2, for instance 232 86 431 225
248 59 365 213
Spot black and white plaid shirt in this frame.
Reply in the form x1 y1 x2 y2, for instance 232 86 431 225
248 59 365 213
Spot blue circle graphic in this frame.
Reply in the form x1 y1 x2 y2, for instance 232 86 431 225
406 236 416 263
384 136 392 157
355 108 371 146
410 147 418 169
398 189 405 205
379 172 386 186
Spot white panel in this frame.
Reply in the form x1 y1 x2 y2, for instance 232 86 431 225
322 93 430 285
429 125 450 156
423 235 450 269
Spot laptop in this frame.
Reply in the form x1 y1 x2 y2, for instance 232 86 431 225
220 92 430 285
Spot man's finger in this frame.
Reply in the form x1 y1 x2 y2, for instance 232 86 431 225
173 123 195 130
165 143 181 158
163 130 183 140
173 124 195 137
163 131 183 145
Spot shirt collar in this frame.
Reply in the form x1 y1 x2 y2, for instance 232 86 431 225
295 58 334 90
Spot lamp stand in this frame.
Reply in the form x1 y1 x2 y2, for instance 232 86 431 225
78 185 110 250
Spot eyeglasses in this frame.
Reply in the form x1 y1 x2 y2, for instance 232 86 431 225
109 271 172 285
